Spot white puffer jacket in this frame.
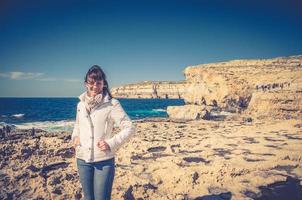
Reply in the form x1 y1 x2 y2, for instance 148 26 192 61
71 93 135 163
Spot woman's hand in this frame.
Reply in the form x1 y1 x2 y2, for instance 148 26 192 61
97 140 111 151
73 136 80 148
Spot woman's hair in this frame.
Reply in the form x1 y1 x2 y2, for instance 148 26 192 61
85 65 112 99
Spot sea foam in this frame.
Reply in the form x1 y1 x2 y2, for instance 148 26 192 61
15 120 75 133
12 113 25 118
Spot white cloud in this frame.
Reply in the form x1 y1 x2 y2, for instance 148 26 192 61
0 71 44 80
0 71 81 83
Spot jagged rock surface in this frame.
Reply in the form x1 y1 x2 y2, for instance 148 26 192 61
2 119 302 200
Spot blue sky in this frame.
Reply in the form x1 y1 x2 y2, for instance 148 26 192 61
0 0 301 97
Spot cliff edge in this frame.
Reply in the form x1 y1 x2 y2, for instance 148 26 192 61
168 55 302 120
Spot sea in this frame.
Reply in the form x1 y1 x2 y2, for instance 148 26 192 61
0 98 184 133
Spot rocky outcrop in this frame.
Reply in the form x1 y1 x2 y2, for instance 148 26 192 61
111 81 187 99
246 89 302 120
167 105 210 121
167 55 302 120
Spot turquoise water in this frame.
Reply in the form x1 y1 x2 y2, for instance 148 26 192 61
0 98 184 132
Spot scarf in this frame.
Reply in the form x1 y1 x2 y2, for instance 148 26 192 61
81 92 104 113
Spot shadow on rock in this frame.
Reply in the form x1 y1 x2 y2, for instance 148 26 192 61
39 162 69 179
244 176 302 200
194 192 232 200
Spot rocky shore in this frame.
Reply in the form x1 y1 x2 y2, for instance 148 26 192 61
1 116 302 199
1 55 302 199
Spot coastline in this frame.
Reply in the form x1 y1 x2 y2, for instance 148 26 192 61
1 116 301 199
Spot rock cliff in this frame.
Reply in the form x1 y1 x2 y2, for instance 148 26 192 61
110 55 301 120
111 81 187 99
168 55 302 120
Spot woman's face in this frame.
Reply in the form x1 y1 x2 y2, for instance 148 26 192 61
85 78 104 97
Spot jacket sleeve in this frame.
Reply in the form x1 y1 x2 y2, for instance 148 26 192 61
71 104 80 142
105 99 136 152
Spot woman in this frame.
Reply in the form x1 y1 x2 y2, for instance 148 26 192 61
71 65 135 200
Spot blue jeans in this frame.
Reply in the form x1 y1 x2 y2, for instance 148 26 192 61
77 158 115 200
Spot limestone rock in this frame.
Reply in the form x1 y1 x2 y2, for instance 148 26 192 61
181 55 302 119
112 55 302 120
111 81 187 99
246 90 302 120
167 105 210 120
